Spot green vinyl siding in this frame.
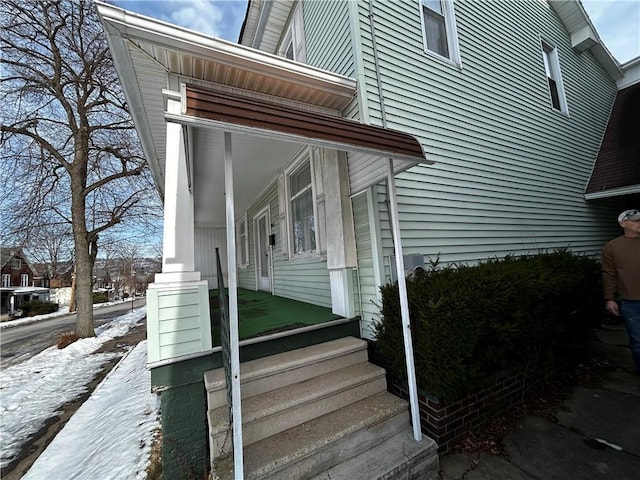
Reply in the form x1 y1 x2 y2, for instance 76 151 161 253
239 179 332 308
302 0 354 77
147 285 212 363
352 0 619 266
351 191 381 340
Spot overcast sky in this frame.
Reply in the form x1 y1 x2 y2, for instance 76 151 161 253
111 0 639 64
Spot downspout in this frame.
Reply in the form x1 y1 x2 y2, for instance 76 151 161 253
368 0 423 443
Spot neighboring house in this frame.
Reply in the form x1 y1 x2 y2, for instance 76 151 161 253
97 0 637 478
0 247 51 318
585 57 640 199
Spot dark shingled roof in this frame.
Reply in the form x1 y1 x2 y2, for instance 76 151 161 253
586 82 640 196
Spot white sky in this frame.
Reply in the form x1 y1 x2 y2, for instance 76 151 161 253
111 0 640 63
0 308 160 478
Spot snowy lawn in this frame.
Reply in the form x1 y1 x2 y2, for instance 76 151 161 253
0 307 159 476
22 340 160 480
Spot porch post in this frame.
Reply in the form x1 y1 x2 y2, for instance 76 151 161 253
323 149 357 317
386 159 422 442
146 94 211 365
155 96 200 283
223 132 244 478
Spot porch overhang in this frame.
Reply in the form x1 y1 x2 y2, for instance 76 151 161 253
180 84 427 164
96 1 430 225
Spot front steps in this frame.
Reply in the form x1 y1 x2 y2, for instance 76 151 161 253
205 337 438 479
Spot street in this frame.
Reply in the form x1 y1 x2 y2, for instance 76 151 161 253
0 298 146 368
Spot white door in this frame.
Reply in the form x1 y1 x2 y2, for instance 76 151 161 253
255 210 271 291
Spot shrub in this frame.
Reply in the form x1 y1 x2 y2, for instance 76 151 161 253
374 249 601 403
21 300 59 317
93 292 108 304
57 331 80 349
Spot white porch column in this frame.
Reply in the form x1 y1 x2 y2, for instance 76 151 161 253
146 95 211 365
323 149 357 317
387 159 422 442
155 97 200 284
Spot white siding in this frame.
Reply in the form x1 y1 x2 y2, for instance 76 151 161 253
195 226 226 289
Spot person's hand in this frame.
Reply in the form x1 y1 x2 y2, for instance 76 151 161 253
606 300 620 316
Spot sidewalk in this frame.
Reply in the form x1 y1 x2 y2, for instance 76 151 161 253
439 324 640 480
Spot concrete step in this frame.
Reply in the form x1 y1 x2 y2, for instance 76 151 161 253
214 391 415 480
205 336 367 410
310 431 439 480
209 361 387 458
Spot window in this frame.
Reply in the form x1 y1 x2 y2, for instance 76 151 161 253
2 274 10 287
278 4 306 62
541 41 568 113
21 273 29 287
236 215 249 267
288 159 316 255
420 0 460 64
11 258 21 269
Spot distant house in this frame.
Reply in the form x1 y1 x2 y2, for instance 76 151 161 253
1 247 51 319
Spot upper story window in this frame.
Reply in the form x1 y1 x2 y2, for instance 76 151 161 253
21 273 29 287
2 274 10 287
236 215 249 268
420 0 461 65
278 4 306 62
11 258 21 269
541 40 569 114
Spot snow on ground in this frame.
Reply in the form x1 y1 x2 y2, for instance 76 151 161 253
23 341 161 480
0 307 160 477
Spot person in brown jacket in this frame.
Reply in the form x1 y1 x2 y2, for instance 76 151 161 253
602 209 640 375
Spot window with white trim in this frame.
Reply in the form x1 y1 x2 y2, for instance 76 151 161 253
286 153 317 256
236 215 249 267
21 273 29 287
541 41 568 113
2 274 10 287
420 0 460 64
278 4 306 62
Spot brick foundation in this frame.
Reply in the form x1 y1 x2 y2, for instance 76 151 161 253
387 355 574 452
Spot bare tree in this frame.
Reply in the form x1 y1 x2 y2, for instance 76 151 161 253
24 222 74 280
1 0 161 337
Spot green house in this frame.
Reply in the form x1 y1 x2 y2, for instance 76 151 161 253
97 1 637 478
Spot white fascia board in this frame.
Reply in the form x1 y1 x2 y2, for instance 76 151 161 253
95 2 356 100
550 0 623 80
585 185 640 200
165 112 431 166
96 2 165 196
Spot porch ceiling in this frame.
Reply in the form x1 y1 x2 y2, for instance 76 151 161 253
97 2 357 194
190 127 302 225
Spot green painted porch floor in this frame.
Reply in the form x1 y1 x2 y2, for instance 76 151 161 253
209 288 342 346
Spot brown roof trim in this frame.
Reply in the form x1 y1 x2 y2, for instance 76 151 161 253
184 84 427 162
586 82 640 196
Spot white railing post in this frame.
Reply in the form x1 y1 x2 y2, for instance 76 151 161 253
224 132 244 477
386 159 422 442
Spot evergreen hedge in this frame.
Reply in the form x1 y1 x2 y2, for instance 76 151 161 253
374 249 601 403
21 300 59 316
93 292 109 304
